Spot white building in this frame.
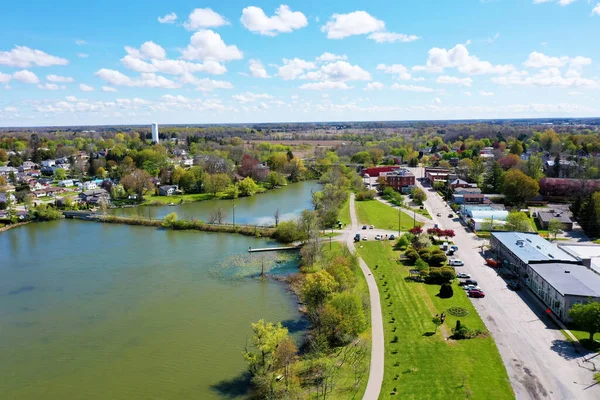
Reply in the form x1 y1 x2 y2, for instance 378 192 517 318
151 123 159 143
81 181 98 191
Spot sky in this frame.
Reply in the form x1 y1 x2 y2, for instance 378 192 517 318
1 0 600 126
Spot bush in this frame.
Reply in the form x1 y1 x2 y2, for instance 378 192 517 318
273 220 301 243
405 248 419 264
355 190 376 201
425 267 455 284
395 234 410 250
439 283 454 298
446 307 469 317
429 249 447 267
414 258 429 272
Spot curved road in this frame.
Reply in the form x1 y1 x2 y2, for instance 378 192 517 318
345 194 384 400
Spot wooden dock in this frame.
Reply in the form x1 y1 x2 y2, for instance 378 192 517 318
248 245 302 253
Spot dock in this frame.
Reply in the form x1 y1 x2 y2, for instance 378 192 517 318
248 245 302 253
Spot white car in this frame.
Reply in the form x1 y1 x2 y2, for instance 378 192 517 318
463 285 481 291
375 235 382 240
449 259 464 266
362 236 368 241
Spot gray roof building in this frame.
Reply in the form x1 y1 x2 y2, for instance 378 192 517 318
490 232 576 265
528 263 600 298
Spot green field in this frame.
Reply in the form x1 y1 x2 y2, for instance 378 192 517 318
356 241 513 400
143 192 225 205
338 197 351 227
355 200 420 231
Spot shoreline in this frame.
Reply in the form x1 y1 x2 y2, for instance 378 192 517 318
0 221 31 234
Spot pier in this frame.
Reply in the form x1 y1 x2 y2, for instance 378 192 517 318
248 245 302 253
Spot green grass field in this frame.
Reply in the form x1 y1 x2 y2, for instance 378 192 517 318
355 199 420 231
143 192 225 205
356 241 513 399
338 197 351 227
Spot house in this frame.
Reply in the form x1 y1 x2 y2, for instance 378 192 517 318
0 192 16 204
79 189 109 204
467 209 509 230
158 185 178 196
18 161 36 172
449 179 471 190
181 158 194 167
40 159 56 168
424 167 450 184
38 178 53 186
29 181 44 191
543 158 579 178
536 210 573 231
525 262 600 321
452 187 484 205
0 166 18 176
81 181 97 191
58 179 74 187
380 169 415 193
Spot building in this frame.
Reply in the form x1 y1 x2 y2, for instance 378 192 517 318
361 166 400 177
158 185 178 196
151 123 159 143
81 181 98 191
558 244 600 276
424 167 450 184
449 179 472 190
79 189 109 204
536 210 573 231
525 262 600 321
0 166 18 176
40 159 56 168
58 179 74 187
490 232 576 276
381 169 415 193
0 192 16 204
452 187 484 205
467 209 509 230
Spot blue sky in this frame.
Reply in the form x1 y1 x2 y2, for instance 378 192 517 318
1 0 599 126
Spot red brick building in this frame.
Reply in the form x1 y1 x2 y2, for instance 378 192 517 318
381 169 416 192
361 166 400 177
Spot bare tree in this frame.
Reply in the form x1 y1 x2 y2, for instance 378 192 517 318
208 207 226 224
274 208 280 227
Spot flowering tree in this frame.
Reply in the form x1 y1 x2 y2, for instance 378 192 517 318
409 226 423 236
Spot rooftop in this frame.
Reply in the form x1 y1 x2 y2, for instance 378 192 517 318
538 210 572 224
528 263 600 297
491 232 576 264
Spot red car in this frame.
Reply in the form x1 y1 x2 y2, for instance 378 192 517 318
469 289 485 298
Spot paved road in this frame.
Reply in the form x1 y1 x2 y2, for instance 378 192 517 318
345 194 384 400
411 167 600 400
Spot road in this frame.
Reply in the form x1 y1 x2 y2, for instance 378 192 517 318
411 167 600 400
345 194 384 400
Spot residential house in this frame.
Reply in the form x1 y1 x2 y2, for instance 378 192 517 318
251 163 270 182
79 189 110 204
0 166 18 176
0 192 16 204
536 210 573 231
40 159 56 168
449 179 471 190
81 181 98 191
158 185 179 196
452 187 484 205
58 179 74 187
543 158 579 178
180 158 194 167
18 161 37 172
29 181 44 191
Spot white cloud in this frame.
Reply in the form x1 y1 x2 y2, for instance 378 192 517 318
524 52 569 68
79 83 94 92
390 83 435 92
125 41 166 60
299 81 352 90
95 69 182 89
248 59 269 78
158 12 177 24
75 40 86 45
46 74 74 83
277 58 317 80
38 83 63 90
368 32 419 43
480 90 495 96
316 52 347 62
178 74 234 91
13 70 39 84
491 68 600 89
66 96 78 101
533 0 577 5
184 8 228 30
181 30 243 62
232 92 273 103
302 61 371 82
78 53 89 58
321 11 385 39
464 91 472 96
364 82 384 90
434 97 442 104
376 64 415 80
413 44 514 75
0 46 68 67
241 5 308 36
436 75 473 87
593 3 600 16
4 106 17 112
0 72 12 84
102 86 118 92
121 55 226 75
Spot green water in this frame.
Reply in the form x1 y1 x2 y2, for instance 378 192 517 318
111 180 322 225
0 220 305 399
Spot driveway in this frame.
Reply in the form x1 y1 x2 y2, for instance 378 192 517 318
410 167 600 400
345 194 384 400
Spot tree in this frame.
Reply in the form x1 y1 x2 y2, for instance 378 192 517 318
244 319 289 377
301 270 338 315
412 187 427 204
439 283 454 298
208 208 226 224
204 173 231 197
526 155 545 181
273 220 301 243
569 302 600 340
547 218 563 241
502 169 539 205
273 336 298 388
506 211 531 232
267 152 288 172
54 168 67 180
0 176 7 187
432 316 443 333
162 212 178 227
483 161 505 194
121 169 155 198
273 208 281 227
0 148 7 162
325 256 357 292
409 226 423 236
96 166 108 179
322 292 366 345
266 171 286 188
350 151 371 164
238 176 259 196
510 140 524 155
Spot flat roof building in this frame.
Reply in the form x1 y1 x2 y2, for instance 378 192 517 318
558 244 600 276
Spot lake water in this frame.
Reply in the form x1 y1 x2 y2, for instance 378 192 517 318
0 182 318 399
111 180 322 225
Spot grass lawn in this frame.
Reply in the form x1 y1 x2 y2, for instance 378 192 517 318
562 327 600 351
355 200 420 231
143 192 225 205
338 197 351 227
356 241 513 400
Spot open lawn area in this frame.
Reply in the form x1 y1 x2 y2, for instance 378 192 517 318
356 241 513 399
338 197 351 227
562 327 600 351
143 192 225 205
355 199 420 231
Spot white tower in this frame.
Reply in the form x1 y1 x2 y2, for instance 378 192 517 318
151 123 159 143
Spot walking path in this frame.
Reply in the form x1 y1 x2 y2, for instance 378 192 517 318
345 194 384 400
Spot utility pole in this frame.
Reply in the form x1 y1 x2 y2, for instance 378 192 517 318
398 207 402 236
413 210 416 228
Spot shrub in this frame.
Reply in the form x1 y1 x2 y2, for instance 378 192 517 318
439 283 454 298
446 307 469 317
414 258 429 272
429 249 447 267
405 248 419 264
395 233 411 249
355 190 376 201
273 220 301 243
425 267 456 284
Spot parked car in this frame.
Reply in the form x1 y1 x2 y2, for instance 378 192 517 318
362 225 367 230
449 259 464 266
436 212 442 217
456 273 470 279
375 235 382 240
464 279 478 286
362 236 368 241
369 225 374 229
354 233 361 242
389 234 395 240
507 280 521 291
463 284 481 291
448 214 454 218
469 289 485 298
450 245 458 252
446 250 454 256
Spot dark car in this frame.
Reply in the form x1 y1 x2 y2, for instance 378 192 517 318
507 280 520 291
469 289 485 298
448 214 454 218
459 279 478 286
362 225 367 230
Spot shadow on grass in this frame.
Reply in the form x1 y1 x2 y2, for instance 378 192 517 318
210 371 252 398
422 332 435 337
